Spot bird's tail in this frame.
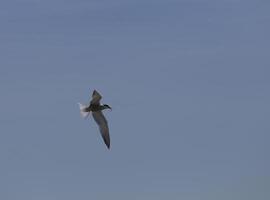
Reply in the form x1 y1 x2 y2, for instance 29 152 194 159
78 103 90 118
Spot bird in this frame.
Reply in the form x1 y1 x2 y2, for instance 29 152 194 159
78 90 112 149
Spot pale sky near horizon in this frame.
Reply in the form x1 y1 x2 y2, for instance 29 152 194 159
0 0 269 199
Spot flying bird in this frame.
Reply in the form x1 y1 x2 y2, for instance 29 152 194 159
78 90 112 149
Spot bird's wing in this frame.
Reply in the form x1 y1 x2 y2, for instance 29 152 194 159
90 90 102 105
92 111 110 149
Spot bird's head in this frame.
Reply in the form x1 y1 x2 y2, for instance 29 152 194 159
103 104 112 110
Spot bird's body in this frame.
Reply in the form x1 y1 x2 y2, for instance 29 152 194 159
78 90 112 149
84 104 110 112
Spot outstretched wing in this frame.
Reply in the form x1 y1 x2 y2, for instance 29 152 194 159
90 90 102 105
92 111 110 149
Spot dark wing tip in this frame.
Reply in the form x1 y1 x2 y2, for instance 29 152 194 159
101 131 110 149
92 89 99 96
100 123 110 149
103 137 110 149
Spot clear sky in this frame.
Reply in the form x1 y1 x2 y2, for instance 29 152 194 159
0 0 269 199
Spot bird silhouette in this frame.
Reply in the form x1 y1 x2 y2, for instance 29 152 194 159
79 90 112 149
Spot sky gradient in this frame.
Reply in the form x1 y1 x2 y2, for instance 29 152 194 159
0 0 269 199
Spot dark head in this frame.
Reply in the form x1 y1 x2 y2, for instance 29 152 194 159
102 104 112 110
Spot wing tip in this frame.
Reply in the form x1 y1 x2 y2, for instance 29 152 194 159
103 136 110 149
105 140 110 149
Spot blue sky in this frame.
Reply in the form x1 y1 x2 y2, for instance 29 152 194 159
0 0 269 199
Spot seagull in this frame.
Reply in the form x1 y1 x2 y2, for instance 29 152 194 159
78 90 112 149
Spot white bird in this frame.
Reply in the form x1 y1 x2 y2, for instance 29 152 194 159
79 90 112 149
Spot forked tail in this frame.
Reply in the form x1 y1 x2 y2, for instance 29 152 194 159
78 103 90 118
